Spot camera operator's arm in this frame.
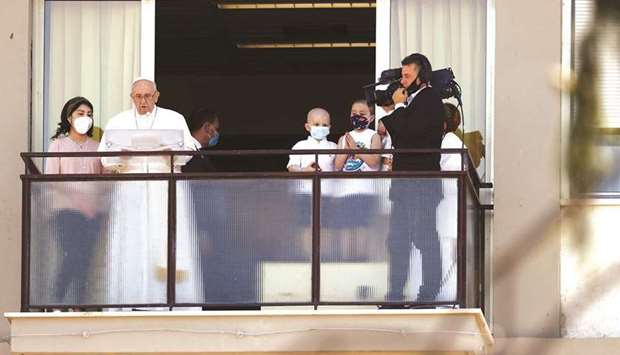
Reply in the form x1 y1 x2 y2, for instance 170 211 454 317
381 86 443 142
380 87 407 115
379 87 408 135
334 134 352 171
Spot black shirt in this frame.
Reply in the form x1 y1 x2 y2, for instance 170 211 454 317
381 87 444 171
182 148 217 173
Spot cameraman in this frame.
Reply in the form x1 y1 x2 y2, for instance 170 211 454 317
380 53 444 304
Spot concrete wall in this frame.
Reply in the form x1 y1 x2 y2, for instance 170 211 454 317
0 0 31 354
561 204 620 337
492 0 562 337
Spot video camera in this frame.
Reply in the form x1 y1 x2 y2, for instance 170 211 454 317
364 67 462 107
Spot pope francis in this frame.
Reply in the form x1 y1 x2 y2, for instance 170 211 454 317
98 78 199 307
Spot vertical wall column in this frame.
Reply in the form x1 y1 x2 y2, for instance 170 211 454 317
493 0 562 337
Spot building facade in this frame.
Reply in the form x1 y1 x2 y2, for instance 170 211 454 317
2 0 620 354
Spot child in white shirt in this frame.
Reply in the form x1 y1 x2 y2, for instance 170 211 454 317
334 100 382 172
330 100 383 261
287 108 338 235
287 107 337 172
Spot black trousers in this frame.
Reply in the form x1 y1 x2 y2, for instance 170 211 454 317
54 209 102 304
386 179 442 302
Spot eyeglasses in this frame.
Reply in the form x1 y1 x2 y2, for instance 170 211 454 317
132 93 156 101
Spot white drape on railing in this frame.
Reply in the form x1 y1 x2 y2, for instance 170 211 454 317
44 0 141 145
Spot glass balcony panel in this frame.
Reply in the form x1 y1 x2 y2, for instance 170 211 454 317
29 180 168 306
319 177 457 304
176 178 313 304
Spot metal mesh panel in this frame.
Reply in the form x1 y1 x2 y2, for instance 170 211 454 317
319 177 457 304
29 180 168 306
176 178 313 304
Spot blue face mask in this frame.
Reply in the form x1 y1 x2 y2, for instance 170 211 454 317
208 131 220 147
310 126 330 141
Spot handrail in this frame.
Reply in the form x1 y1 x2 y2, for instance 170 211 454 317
21 148 470 157
21 170 469 181
21 148 484 188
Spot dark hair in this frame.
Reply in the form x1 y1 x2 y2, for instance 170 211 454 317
188 107 219 132
443 102 461 133
51 96 94 140
351 99 374 115
401 53 433 83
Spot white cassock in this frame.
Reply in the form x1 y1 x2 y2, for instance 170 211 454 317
98 106 200 306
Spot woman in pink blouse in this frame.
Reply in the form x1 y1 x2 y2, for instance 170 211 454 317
46 97 104 307
46 97 102 174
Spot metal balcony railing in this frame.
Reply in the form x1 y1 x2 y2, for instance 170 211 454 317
19 149 487 311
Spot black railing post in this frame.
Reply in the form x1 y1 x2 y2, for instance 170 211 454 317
21 177 31 312
479 202 486 312
456 151 467 308
311 152 321 309
167 153 177 309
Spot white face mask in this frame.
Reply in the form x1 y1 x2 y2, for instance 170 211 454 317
310 126 330 141
71 116 93 135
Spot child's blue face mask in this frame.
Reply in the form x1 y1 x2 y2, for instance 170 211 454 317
310 126 330 140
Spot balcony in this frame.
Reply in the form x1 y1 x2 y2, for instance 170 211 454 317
6 149 492 354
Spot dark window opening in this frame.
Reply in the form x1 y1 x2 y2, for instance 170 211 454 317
155 0 376 171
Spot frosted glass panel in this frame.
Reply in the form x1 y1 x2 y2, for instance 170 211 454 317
29 180 168 306
176 178 313 304
320 177 457 304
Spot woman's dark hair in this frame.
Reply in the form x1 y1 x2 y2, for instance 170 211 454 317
51 96 94 140
443 102 461 133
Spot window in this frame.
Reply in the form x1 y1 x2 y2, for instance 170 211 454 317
154 0 376 172
32 0 152 152
567 0 620 197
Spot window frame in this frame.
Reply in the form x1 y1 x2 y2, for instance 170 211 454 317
561 0 620 203
30 0 155 152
